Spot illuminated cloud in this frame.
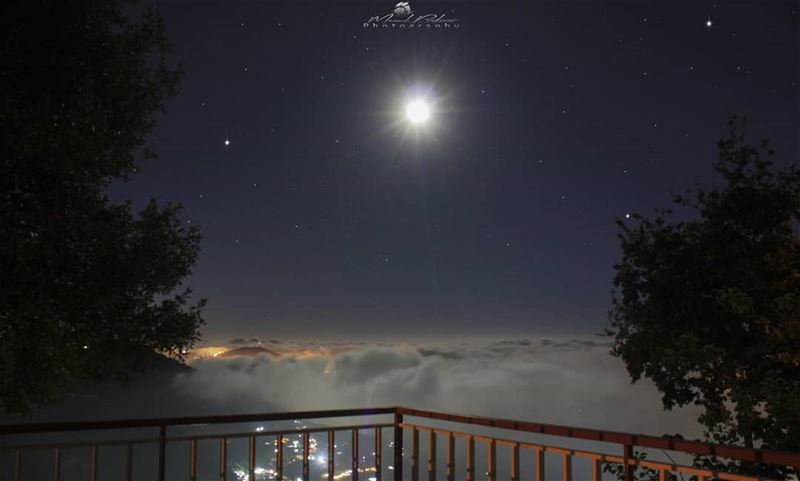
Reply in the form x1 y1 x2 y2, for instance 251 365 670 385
173 338 702 437
2 338 702 440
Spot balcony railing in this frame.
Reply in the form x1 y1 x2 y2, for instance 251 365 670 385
1 406 798 481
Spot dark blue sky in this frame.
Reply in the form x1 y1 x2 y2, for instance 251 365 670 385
112 1 799 340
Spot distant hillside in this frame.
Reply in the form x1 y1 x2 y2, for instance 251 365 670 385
218 346 279 358
149 352 194 374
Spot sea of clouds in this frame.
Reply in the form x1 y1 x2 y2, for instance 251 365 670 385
6 337 704 439
184 337 702 437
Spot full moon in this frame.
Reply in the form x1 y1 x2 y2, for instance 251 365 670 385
405 99 430 124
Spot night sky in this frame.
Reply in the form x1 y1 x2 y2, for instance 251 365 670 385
111 1 799 341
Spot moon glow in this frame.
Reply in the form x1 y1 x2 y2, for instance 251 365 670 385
405 99 431 124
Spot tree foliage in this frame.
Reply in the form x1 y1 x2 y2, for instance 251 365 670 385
608 117 800 479
0 0 204 413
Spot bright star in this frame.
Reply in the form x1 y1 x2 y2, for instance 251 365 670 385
706 18 712 29
224 138 230 146
405 99 430 124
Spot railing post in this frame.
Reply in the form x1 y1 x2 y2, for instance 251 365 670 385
534 447 544 481
375 427 383 481
465 436 474 481
276 434 283 481
561 453 572 481
53 447 61 481
591 457 601 481
221 437 228 481
394 410 404 481
328 430 335 481
411 427 419 481
623 443 634 481
90 445 98 481
510 443 519 481
352 429 360 481
445 433 455 481
251 435 258 481
487 439 496 481
428 430 437 481
158 425 166 481
303 432 310 481
190 439 198 481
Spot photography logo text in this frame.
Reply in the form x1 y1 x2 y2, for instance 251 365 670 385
364 2 461 30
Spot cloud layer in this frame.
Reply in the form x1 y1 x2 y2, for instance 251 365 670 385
2 338 702 442
173 338 702 438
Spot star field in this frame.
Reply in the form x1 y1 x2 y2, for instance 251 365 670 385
111 1 800 340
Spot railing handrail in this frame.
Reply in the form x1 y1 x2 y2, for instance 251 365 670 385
0 406 396 435
1 405 798 468
398 407 800 468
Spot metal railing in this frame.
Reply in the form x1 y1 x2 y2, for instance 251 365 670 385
1 406 798 481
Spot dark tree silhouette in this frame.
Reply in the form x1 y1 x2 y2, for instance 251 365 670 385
607 117 800 479
0 0 204 413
